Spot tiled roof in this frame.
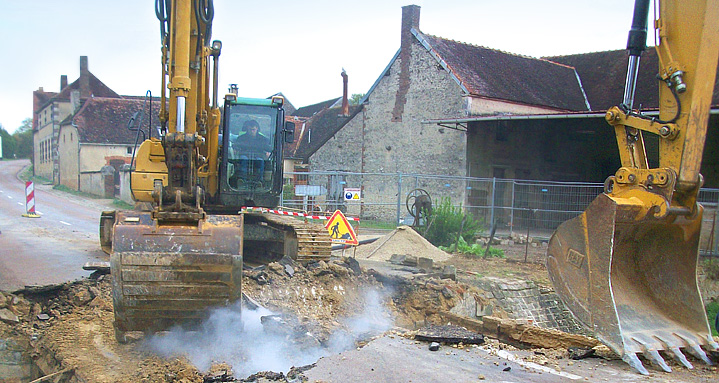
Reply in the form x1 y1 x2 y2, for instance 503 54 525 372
53 73 120 102
419 33 590 112
69 98 162 144
292 98 341 118
292 105 363 161
546 49 719 111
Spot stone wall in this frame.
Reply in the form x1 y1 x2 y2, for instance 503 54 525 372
310 36 468 221
456 277 586 335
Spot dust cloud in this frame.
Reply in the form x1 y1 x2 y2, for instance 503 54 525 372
144 287 394 378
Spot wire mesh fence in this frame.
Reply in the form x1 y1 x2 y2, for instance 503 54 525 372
281 170 719 254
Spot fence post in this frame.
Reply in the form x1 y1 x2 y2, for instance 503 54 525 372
714 192 719 255
396 172 403 225
490 177 496 229
510 181 515 237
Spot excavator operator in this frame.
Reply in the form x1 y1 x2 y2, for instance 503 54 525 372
233 119 271 182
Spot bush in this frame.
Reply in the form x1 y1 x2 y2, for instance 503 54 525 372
439 236 504 258
423 197 482 248
707 300 719 337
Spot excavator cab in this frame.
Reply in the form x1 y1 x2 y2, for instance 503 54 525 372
216 96 294 209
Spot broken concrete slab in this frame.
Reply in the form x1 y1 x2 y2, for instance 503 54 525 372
417 257 433 271
415 324 485 345
439 311 601 350
0 308 19 324
441 265 456 280
568 347 596 360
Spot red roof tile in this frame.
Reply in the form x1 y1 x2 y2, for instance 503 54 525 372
70 98 162 145
421 34 589 112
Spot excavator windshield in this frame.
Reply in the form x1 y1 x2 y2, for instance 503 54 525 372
222 102 279 192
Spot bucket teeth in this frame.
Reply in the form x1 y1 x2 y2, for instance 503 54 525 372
668 347 693 369
686 344 713 365
644 350 671 372
622 353 649 375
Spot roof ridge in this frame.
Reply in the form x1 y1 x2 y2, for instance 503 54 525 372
425 33 542 62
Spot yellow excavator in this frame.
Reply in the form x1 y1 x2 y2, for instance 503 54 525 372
547 0 719 374
100 0 331 342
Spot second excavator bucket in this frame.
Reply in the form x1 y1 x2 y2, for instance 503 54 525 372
547 193 718 374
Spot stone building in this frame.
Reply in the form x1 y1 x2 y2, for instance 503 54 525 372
33 56 160 197
33 57 120 183
307 5 590 220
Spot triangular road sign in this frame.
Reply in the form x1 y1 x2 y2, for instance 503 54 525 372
324 210 358 245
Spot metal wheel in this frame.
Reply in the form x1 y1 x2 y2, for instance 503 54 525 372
406 188 432 227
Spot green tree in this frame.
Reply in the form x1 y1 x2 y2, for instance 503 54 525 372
12 119 33 159
0 124 17 159
349 93 365 105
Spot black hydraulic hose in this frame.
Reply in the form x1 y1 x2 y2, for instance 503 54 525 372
195 0 214 54
155 0 170 43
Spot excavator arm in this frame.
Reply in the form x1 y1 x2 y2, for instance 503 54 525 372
547 0 719 374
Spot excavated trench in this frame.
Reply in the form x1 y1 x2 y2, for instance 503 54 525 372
0 254 596 383
4 226 717 382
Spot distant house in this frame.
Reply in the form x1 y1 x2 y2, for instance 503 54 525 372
58 97 160 196
33 56 160 198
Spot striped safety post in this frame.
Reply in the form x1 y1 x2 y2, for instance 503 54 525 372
22 181 41 218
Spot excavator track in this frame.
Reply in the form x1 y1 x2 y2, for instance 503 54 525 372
242 211 332 264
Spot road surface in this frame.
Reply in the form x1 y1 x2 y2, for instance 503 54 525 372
0 159 111 291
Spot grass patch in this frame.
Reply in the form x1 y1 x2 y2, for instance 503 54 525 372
52 184 103 199
707 300 719 337
17 164 34 182
113 199 134 210
354 220 396 231
439 237 505 258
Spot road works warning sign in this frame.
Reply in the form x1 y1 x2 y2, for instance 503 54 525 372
324 210 358 245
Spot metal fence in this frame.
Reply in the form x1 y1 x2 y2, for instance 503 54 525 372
281 171 719 253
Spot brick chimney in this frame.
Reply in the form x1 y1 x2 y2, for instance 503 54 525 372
393 5 420 122
341 68 349 116
79 56 89 98
60 75 68 90
401 5 420 51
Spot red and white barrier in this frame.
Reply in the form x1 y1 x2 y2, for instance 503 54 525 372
23 181 41 218
241 206 360 222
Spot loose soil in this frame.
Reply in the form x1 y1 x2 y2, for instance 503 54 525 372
1 227 718 382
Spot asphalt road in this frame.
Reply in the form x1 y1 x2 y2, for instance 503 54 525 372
0 159 109 291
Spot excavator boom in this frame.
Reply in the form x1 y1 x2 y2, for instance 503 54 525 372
104 0 330 342
547 0 719 374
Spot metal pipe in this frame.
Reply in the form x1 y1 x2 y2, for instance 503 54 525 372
623 56 642 108
176 96 186 133
622 0 651 108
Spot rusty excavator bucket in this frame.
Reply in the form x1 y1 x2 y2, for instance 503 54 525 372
109 210 243 343
547 193 718 374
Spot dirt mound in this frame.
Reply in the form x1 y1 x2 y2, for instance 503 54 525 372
352 226 450 263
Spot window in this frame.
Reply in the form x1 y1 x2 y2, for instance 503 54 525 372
127 147 133 154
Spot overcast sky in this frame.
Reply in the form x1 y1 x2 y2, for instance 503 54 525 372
0 0 646 133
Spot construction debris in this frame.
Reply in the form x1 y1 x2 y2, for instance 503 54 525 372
415 324 485 345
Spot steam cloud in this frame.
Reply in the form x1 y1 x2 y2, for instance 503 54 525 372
144 287 394 378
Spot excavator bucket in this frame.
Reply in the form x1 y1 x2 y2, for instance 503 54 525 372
110 210 243 343
547 193 718 374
